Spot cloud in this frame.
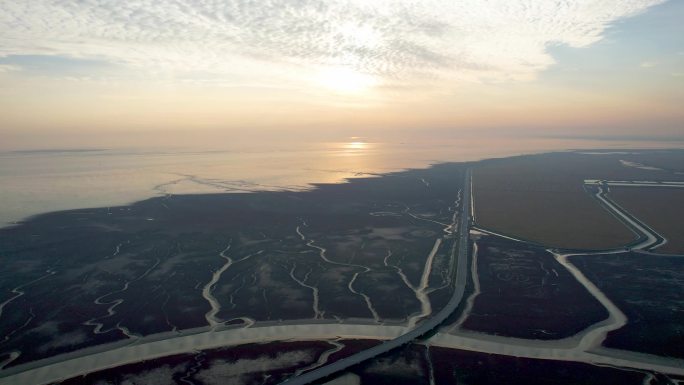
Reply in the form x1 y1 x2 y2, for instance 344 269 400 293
0 0 666 85
0 54 113 75
0 64 21 72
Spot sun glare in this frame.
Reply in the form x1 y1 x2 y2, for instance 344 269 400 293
318 67 377 93
346 141 367 150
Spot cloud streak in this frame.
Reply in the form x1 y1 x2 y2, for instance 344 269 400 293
0 0 666 85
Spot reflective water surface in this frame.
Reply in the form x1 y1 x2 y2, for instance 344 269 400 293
1 137 679 226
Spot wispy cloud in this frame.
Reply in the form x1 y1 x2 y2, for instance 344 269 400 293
0 64 21 72
0 0 665 84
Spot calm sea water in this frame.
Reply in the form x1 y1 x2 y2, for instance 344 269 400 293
0 137 679 227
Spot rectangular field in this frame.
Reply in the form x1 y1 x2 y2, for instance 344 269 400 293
609 187 684 254
456 233 608 339
472 151 684 249
570 253 684 358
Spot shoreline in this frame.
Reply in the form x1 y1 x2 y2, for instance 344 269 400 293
5 146 681 228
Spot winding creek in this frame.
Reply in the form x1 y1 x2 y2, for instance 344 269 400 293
1 174 683 384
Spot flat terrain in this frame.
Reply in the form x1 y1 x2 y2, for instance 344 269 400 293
473 151 684 249
430 346 666 385
59 339 670 385
457 233 607 339
0 163 465 368
609 187 684 254
59 340 339 385
2 150 684 385
571 253 684 358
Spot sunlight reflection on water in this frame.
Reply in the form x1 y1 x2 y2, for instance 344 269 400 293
0 137 679 226
343 141 369 151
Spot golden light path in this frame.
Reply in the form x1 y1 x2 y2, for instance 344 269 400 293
344 141 367 150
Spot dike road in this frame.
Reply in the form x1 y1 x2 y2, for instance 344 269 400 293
279 169 472 385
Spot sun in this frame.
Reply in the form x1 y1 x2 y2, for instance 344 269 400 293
317 67 377 93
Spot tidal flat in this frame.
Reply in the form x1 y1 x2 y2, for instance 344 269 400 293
570 253 684 358
0 163 466 368
2 150 684 385
455 233 608 340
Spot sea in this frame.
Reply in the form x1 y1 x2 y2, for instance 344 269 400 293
1 136 680 227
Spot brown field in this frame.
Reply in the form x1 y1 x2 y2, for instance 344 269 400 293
609 187 684 254
472 152 652 249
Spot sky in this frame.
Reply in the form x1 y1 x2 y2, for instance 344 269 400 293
0 0 682 149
